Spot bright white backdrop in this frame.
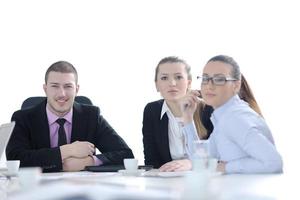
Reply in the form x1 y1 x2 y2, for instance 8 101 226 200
0 0 299 173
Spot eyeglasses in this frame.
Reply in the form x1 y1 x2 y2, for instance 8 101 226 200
197 75 237 86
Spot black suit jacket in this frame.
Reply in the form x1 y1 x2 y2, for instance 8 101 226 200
6 100 134 172
142 99 213 168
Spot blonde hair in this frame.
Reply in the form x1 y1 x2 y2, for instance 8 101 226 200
154 56 192 81
193 100 209 139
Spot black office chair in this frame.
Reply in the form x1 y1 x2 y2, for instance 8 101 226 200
21 96 93 110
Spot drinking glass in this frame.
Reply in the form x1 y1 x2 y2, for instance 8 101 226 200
192 140 209 171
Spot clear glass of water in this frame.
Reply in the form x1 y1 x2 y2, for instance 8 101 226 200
192 140 209 171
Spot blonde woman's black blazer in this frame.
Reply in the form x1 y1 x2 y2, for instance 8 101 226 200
142 99 213 168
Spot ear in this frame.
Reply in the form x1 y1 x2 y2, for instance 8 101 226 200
187 79 192 90
186 80 192 93
43 84 47 94
76 84 80 94
233 80 241 94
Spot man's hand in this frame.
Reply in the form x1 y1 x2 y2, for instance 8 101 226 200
60 141 95 160
159 159 192 172
62 156 94 172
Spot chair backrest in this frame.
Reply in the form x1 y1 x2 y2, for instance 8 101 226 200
21 96 93 110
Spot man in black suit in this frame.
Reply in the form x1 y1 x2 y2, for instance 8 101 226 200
6 61 134 172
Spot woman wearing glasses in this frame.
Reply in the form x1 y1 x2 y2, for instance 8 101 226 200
142 56 214 171
182 55 283 173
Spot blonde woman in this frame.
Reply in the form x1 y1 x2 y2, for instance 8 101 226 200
142 56 213 171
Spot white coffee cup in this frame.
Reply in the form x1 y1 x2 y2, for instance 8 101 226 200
123 158 138 171
6 160 20 175
18 167 41 190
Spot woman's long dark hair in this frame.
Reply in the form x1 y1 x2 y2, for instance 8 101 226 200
239 74 263 117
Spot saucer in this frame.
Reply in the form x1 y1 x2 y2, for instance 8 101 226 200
209 171 223 177
0 167 8 172
118 169 145 176
157 171 188 177
0 171 18 177
143 170 189 177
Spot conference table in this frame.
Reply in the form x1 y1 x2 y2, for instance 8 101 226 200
0 170 295 200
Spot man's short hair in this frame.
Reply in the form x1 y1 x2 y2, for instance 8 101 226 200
45 61 78 84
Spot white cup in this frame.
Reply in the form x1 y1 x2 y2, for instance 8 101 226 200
123 158 138 171
18 167 41 190
6 160 20 175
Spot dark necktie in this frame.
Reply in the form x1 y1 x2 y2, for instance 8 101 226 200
56 118 67 146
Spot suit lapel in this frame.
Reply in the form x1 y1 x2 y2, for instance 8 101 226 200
157 101 172 162
71 102 85 142
159 114 169 144
32 101 51 148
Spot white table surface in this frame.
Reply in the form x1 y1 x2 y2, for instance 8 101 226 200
0 170 296 200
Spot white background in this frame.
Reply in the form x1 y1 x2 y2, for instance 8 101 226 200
0 0 299 174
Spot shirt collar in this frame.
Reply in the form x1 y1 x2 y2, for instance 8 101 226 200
211 95 240 124
46 104 73 125
160 100 170 120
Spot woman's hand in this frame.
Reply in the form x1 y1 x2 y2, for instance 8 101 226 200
179 90 201 124
217 161 226 173
159 159 192 172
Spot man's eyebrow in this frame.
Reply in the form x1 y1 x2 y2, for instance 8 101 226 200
64 83 75 87
48 82 74 86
